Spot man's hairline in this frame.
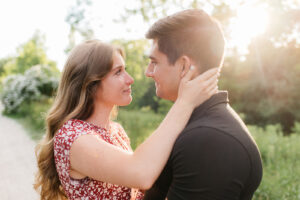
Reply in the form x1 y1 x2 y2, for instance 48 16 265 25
148 38 180 66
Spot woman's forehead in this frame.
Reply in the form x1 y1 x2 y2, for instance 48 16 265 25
112 52 125 69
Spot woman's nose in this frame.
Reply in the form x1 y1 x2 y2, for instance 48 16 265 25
126 72 134 85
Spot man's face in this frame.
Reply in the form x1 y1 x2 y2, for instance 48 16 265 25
145 40 181 101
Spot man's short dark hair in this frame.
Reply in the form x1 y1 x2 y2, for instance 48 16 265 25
146 9 225 72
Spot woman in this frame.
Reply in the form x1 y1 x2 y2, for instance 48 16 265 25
34 40 219 200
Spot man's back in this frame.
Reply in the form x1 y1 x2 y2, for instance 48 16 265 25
144 92 263 200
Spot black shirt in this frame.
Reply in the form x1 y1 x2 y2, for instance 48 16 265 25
144 91 263 200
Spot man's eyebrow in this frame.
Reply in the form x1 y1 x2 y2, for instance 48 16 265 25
148 55 156 60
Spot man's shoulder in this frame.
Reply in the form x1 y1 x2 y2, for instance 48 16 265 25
174 126 228 147
171 111 260 163
180 103 252 142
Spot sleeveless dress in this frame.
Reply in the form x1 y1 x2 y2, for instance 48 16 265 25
54 119 144 200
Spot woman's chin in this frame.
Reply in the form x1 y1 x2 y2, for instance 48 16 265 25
117 97 132 106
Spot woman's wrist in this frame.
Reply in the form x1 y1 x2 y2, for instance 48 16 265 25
174 98 195 112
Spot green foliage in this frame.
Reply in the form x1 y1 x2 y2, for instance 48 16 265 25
1 65 59 113
139 82 160 112
65 0 94 52
116 108 164 149
2 32 56 76
119 0 300 132
61 0 300 132
0 57 13 92
221 38 300 133
0 31 59 114
157 98 172 115
0 57 12 77
291 121 300 134
250 124 300 200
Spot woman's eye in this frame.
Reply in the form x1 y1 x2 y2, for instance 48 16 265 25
115 69 122 75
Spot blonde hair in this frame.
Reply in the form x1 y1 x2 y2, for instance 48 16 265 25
34 40 124 199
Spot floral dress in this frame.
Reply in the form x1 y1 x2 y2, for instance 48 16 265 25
54 119 144 200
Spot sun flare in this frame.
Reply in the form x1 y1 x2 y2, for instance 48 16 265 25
228 4 269 54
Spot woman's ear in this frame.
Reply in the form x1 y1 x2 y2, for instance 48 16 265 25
180 56 191 78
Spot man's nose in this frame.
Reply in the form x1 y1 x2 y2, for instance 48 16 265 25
145 64 154 77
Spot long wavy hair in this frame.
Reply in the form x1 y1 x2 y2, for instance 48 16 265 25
34 40 124 199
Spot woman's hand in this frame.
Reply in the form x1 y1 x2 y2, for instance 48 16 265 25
177 66 219 109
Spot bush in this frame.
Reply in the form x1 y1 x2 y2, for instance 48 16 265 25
1 65 58 113
116 108 164 149
291 121 300 134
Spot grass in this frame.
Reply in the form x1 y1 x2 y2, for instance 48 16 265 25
3 100 300 199
250 125 300 200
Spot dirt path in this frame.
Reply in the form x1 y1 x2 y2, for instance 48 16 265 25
0 104 39 200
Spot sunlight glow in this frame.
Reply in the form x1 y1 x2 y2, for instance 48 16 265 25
228 4 269 55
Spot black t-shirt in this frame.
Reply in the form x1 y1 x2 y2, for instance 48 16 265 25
144 92 263 200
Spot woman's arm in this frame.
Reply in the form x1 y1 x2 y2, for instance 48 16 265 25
69 67 219 190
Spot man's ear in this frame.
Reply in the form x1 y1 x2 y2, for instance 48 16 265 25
179 56 191 78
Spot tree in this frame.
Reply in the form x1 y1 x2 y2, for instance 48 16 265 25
2 32 58 76
237 37 300 133
65 0 94 53
121 0 300 48
0 57 13 79
60 0 300 132
121 0 300 132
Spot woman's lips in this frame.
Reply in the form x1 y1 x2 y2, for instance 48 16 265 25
123 88 131 93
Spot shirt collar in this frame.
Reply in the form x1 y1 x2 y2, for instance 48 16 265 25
188 91 229 122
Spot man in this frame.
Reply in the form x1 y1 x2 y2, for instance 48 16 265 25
144 9 263 200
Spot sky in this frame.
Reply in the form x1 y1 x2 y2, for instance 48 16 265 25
0 0 148 71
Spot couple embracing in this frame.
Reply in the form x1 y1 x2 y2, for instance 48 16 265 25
35 9 262 200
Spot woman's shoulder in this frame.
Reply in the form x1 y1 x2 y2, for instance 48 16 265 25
110 121 130 145
110 121 127 136
56 119 90 135
54 119 95 147
110 121 123 130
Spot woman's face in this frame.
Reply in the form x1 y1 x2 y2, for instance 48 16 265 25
95 51 134 107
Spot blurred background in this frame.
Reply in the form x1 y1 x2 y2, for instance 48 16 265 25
0 0 300 199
